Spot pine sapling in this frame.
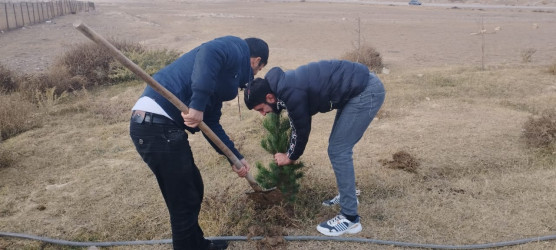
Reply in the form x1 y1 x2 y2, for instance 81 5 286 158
255 113 304 203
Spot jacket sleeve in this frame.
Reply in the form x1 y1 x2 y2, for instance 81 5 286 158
201 100 244 162
189 42 227 112
285 91 312 161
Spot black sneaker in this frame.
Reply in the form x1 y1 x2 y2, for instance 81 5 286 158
208 240 229 250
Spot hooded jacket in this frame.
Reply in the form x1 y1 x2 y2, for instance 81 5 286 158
141 36 252 160
265 60 370 161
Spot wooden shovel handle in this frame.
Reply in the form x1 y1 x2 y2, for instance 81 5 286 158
73 20 262 192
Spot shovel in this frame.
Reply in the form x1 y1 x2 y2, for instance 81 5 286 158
73 20 282 205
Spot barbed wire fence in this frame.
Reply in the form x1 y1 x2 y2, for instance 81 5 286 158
0 0 94 32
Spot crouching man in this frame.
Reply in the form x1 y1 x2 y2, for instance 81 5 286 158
244 60 385 236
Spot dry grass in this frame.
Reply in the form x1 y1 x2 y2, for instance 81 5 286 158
0 42 177 143
549 62 556 75
17 65 87 102
1 65 555 250
2 1 556 248
0 64 17 93
522 109 556 148
0 93 41 141
521 48 537 63
55 40 144 88
0 147 15 169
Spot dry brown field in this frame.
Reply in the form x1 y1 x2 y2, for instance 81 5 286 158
1 0 555 249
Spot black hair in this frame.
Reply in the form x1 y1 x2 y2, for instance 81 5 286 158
244 37 269 66
244 77 272 110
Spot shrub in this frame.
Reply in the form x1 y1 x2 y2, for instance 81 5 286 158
0 64 18 93
521 48 536 63
0 148 15 169
341 44 383 72
53 40 144 88
522 109 556 148
109 48 180 82
17 66 85 103
0 93 40 141
17 42 177 102
34 87 69 109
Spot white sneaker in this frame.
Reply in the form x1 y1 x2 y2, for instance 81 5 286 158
316 214 362 236
321 190 360 206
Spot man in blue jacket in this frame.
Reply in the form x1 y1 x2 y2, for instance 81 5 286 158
244 60 385 236
130 36 268 250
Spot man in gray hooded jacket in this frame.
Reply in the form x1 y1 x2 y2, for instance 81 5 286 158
244 60 385 236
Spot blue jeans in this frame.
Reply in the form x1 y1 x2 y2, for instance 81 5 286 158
130 120 210 250
328 73 385 217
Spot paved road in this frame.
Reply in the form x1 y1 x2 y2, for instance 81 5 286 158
307 0 556 10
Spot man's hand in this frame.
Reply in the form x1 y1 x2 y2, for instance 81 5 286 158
181 108 203 128
274 153 294 166
232 158 251 177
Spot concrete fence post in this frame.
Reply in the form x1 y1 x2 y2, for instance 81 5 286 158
47 2 51 19
49 2 54 18
33 2 37 24
0 0 94 32
26 3 31 24
37 2 42 23
3 3 8 30
19 3 24 26
12 3 17 28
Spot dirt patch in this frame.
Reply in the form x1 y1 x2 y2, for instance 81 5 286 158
380 150 420 172
246 187 284 208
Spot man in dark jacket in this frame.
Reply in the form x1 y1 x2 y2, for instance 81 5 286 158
130 36 268 250
244 60 385 236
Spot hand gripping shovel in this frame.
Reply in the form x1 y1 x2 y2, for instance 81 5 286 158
74 20 281 205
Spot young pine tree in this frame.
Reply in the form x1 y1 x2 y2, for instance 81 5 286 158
255 113 304 203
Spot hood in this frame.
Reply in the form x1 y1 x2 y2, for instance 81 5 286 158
264 67 285 93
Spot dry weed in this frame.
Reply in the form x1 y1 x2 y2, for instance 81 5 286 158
0 148 14 168
88 96 132 125
206 185 329 240
109 48 180 82
246 205 291 250
17 66 86 103
341 44 383 72
548 61 556 75
522 109 556 148
0 64 17 93
521 48 536 63
54 40 144 88
0 93 41 141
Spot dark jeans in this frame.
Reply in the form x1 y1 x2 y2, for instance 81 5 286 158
130 119 210 250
